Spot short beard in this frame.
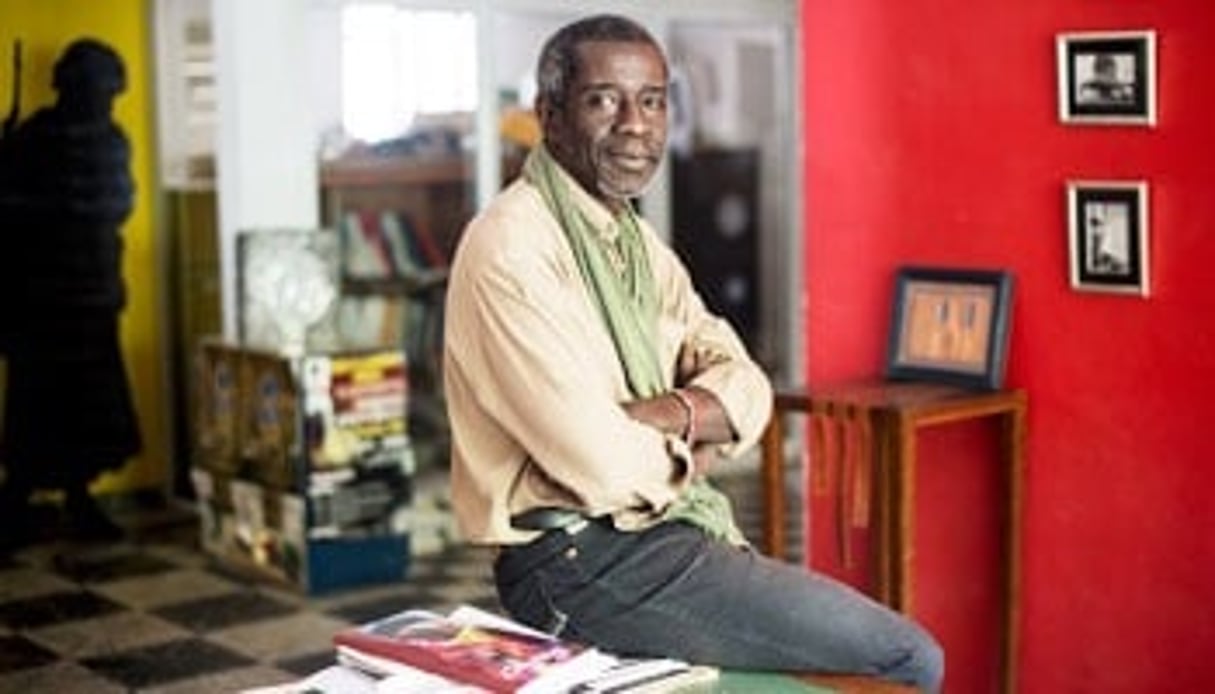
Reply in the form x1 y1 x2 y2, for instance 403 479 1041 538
591 148 662 202
597 171 655 202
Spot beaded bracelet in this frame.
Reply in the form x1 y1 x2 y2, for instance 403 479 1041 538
670 388 697 446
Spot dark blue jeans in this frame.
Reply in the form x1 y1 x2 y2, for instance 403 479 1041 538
494 518 943 692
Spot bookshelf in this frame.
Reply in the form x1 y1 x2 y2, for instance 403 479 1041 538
318 153 476 472
319 153 474 266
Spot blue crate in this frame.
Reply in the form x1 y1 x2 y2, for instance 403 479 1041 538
304 534 411 594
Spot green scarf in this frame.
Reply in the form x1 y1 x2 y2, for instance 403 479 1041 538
523 145 745 545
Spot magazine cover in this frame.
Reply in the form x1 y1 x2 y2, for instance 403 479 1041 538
333 607 615 693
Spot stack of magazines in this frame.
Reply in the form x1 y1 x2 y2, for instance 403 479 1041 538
317 604 719 693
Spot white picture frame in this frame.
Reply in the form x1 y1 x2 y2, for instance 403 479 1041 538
1066 180 1150 296
1057 30 1157 126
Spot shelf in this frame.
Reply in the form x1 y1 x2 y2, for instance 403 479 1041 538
319 154 472 188
341 272 449 298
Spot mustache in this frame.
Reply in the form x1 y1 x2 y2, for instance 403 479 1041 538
602 137 663 160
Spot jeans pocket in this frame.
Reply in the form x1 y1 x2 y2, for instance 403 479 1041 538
535 547 597 636
497 545 585 637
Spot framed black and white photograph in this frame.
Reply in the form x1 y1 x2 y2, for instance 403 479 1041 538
1067 180 1149 296
885 267 1015 391
1057 30 1156 126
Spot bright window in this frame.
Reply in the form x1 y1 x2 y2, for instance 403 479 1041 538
341 5 477 142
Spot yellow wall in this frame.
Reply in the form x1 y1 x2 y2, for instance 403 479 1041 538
0 0 168 493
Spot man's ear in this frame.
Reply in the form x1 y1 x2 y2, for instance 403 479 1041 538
535 96 558 128
535 96 564 145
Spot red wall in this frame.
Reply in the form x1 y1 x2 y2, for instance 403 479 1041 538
800 2 1215 692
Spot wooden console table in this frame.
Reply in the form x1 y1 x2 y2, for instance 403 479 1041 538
759 381 1026 694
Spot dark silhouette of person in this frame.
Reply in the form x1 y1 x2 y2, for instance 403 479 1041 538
0 38 140 544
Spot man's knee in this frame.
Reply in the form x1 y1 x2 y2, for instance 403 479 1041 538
907 633 945 693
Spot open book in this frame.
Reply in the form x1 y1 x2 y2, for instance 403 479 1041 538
333 605 717 693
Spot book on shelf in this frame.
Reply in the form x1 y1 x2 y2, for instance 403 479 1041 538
333 604 718 693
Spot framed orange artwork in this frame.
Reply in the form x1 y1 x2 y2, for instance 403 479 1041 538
885 267 1015 390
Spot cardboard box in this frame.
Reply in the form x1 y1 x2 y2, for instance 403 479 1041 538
193 340 414 488
238 348 301 488
193 342 241 474
191 341 415 593
191 466 412 594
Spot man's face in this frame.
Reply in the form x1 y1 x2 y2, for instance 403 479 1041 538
541 40 669 208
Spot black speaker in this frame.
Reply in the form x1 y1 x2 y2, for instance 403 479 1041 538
671 148 760 350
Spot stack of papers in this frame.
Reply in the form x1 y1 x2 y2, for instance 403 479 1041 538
331 605 718 693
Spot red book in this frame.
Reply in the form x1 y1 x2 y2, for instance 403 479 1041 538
333 606 617 693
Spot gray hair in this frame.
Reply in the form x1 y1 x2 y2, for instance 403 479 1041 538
535 14 665 109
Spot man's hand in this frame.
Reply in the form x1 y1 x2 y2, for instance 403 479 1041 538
690 443 718 476
621 386 736 447
620 393 688 439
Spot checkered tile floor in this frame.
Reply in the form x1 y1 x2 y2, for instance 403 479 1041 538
0 496 500 693
0 462 801 693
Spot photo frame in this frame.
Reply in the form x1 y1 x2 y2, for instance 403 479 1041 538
885 267 1015 391
1067 180 1149 296
1057 30 1156 126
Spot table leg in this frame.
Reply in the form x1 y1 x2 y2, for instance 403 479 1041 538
761 412 788 561
891 412 916 614
871 411 895 605
1000 401 1026 694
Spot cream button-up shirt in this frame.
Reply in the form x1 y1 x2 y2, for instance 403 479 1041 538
443 164 772 545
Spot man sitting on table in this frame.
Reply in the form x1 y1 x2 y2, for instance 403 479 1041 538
442 13 943 692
